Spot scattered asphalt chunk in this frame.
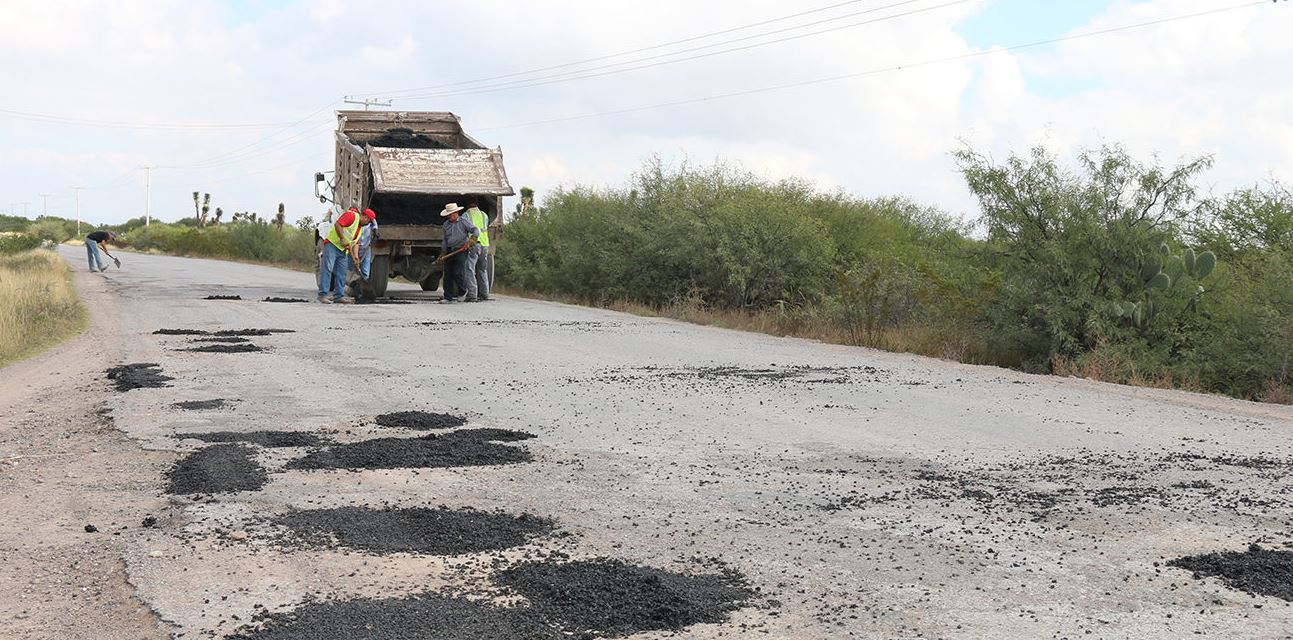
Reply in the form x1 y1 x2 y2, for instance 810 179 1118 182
204 295 242 300
141 516 158 528
373 411 467 431
153 328 209 335
106 363 173 391
1169 544 1293 601
84 524 98 533
180 343 265 353
263 297 310 303
191 336 251 344
172 399 230 410
227 592 561 640
287 429 535 471
497 558 755 637
268 506 555 555
165 444 268 494
178 431 326 448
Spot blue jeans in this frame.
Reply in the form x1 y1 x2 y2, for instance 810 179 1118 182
359 247 372 280
85 240 106 271
318 243 349 299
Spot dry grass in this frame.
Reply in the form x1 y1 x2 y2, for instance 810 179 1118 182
0 250 87 367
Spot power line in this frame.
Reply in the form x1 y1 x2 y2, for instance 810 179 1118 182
0 107 296 131
475 0 1271 132
393 0 969 102
362 0 891 98
159 100 340 169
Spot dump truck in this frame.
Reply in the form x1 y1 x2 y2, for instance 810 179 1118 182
313 110 513 297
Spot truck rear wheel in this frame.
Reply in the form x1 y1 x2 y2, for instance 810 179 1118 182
370 256 390 297
420 269 441 292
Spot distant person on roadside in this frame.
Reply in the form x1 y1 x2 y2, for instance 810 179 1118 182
84 230 118 273
318 206 372 304
463 198 492 301
435 202 478 303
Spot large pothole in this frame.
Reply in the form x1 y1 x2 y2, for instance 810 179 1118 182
106 363 173 391
178 431 326 448
227 592 562 640
266 506 555 555
374 411 467 431
287 429 534 471
165 444 268 494
496 558 756 637
1169 544 1293 601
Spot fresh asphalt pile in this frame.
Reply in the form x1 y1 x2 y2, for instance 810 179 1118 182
153 328 296 336
287 429 535 471
192 336 252 344
165 444 269 495
178 431 327 448
1169 545 1293 601
367 127 449 149
496 558 756 637
173 399 231 410
106 363 173 391
179 343 265 353
262 297 309 303
227 592 562 640
204 295 242 300
266 506 555 555
374 411 467 430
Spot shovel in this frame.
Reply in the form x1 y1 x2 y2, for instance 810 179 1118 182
350 254 374 299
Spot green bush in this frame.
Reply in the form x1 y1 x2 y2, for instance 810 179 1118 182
121 220 315 269
0 234 43 255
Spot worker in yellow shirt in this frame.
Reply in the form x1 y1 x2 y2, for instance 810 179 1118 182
464 198 492 301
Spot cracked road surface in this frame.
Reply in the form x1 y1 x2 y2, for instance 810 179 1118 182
3 246 1293 638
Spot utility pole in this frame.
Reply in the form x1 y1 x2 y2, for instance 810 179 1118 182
343 96 392 111
142 165 153 226
39 193 52 217
70 186 84 236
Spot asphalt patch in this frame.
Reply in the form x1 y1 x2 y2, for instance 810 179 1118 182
268 506 554 555
1169 544 1293 601
178 431 326 448
192 336 251 343
287 429 535 471
106 363 173 391
497 558 755 637
153 328 296 336
180 343 265 353
204 295 242 300
154 328 208 335
374 411 467 431
172 399 230 410
263 297 309 303
227 592 561 640
165 444 268 494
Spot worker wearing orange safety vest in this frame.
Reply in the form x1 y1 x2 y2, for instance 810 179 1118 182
318 207 373 303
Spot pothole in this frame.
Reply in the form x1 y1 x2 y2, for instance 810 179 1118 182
228 592 562 640
179 343 265 353
263 297 310 303
1169 544 1293 601
266 506 555 555
165 444 268 494
106 363 173 391
204 295 242 300
178 431 326 448
496 558 756 637
374 411 467 431
172 399 231 410
287 429 535 471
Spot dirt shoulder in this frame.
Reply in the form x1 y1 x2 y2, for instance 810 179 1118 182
0 266 173 639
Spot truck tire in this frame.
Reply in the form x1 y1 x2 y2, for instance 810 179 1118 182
370 255 390 297
420 269 441 292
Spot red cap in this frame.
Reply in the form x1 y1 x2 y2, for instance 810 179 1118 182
363 208 376 220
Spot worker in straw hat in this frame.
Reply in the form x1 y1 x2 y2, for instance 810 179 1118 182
434 202 479 303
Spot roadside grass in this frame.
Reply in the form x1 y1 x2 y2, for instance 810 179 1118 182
0 249 87 367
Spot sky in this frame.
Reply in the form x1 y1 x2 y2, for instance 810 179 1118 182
1 0 1290 226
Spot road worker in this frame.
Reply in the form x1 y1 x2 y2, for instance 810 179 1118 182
318 206 372 304
463 198 492 301
84 230 119 273
435 202 479 303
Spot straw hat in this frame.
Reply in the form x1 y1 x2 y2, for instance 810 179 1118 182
440 203 464 217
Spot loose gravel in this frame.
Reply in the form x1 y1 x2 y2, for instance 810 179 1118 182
227 593 561 640
1169 544 1293 601
373 411 467 431
267 506 555 555
165 444 268 494
178 431 326 448
106 363 173 391
497 558 755 637
172 399 230 410
287 429 535 471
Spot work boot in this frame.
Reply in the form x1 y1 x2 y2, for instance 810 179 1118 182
317 295 333 304
464 296 478 302
334 296 354 304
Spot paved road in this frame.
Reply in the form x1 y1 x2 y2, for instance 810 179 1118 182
4 247 1293 638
